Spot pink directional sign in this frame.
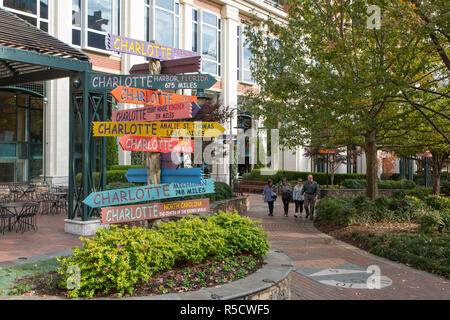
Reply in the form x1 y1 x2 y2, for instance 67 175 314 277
112 101 192 122
107 34 200 61
100 198 210 225
119 136 194 153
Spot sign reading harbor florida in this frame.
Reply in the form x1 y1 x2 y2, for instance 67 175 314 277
83 179 215 208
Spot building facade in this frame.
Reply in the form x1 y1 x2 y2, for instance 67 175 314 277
0 0 382 186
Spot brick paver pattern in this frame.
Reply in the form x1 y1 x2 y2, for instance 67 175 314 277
245 194 450 300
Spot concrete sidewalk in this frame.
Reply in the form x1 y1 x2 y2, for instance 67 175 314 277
245 194 450 300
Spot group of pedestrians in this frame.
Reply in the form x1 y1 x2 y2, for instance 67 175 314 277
262 175 319 220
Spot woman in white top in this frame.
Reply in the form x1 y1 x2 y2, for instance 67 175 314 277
292 178 305 218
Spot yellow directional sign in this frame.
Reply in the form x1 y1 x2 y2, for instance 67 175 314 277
92 121 226 138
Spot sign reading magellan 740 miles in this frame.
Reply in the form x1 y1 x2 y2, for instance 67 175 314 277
89 72 217 90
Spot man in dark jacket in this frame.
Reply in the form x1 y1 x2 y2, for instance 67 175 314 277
301 175 319 220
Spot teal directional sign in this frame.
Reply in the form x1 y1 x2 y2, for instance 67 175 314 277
83 179 215 208
89 72 217 91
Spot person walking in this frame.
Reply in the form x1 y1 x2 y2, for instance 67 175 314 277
301 175 319 220
262 179 277 216
293 178 305 218
279 177 292 217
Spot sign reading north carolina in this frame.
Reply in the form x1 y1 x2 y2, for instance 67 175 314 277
100 198 210 225
107 34 200 61
111 86 197 106
89 73 217 90
83 179 215 208
92 121 226 138
112 101 194 122
119 136 194 153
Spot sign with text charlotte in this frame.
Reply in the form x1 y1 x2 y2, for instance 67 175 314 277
119 136 194 153
92 121 226 138
83 179 215 208
100 199 210 225
111 86 197 106
112 101 195 122
90 73 217 90
107 34 200 61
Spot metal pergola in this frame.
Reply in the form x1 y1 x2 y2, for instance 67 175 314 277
0 8 108 221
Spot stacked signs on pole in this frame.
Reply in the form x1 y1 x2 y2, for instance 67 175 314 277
83 34 223 225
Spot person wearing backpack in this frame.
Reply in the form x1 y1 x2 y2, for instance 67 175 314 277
262 179 277 216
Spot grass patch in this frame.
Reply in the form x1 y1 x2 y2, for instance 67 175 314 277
352 232 450 278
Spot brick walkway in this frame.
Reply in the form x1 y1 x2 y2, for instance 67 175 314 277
244 194 450 300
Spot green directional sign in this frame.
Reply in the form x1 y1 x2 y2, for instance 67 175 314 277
89 72 217 91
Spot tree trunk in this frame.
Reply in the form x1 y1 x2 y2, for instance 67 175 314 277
430 154 443 195
364 130 378 200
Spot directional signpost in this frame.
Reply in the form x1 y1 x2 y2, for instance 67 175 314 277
119 136 194 153
93 121 226 138
111 86 197 106
89 73 217 91
100 198 210 225
83 179 215 208
124 168 203 184
112 101 196 122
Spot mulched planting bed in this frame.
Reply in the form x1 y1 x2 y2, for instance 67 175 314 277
9 255 264 298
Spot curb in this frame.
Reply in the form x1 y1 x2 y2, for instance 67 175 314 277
0 250 293 300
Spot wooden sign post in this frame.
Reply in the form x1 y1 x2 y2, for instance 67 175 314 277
100 199 210 225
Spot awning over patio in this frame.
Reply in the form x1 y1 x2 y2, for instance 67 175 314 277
0 8 91 87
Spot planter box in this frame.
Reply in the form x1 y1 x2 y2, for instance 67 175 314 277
64 218 109 236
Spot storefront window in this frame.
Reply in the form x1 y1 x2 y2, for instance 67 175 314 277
237 25 255 84
72 0 120 51
1 0 49 31
144 0 179 48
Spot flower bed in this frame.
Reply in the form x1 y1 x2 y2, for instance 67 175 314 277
8 211 270 298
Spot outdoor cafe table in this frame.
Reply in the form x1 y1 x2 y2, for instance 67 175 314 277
1 202 37 232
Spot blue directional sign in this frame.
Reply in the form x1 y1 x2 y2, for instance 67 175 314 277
83 179 215 208
161 168 203 184
125 168 148 183
191 102 201 118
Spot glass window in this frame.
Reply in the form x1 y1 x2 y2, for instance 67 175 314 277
196 9 221 76
238 25 255 84
3 0 37 15
88 0 112 32
202 25 217 60
72 0 81 26
145 0 179 49
2 0 49 31
40 0 48 19
0 106 17 142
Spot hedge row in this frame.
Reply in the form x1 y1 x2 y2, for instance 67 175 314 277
242 169 366 185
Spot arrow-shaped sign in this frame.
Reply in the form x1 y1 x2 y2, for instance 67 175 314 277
101 198 210 225
191 102 201 118
107 34 200 61
89 73 217 91
83 179 215 208
111 86 197 106
93 121 226 138
124 168 203 184
112 101 193 122
119 136 195 153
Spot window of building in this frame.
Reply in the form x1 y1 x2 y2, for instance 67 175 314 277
144 0 179 48
71 0 120 51
237 25 255 84
192 8 221 76
1 0 49 32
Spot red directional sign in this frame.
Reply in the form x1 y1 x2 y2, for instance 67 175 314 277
119 136 194 153
112 101 193 122
100 198 210 225
318 149 337 155
111 86 197 106
418 152 433 158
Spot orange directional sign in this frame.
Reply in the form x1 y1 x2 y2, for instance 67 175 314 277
119 136 194 153
112 101 194 122
111 86 197 106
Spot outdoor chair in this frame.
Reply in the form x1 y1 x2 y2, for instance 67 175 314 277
0 197 14 234
16 203 39 233
8 183 24 202
36 190 58 215
23 184 37 201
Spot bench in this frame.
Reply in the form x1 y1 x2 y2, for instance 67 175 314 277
234 180 268 194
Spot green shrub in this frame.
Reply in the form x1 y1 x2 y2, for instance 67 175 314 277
404 186 433 199
341 179 366 189
316 197 357 226
441 180 450 196
424 195 450 211
210 182 234 202
106 137 119 170
58 211 269 298
110 165 146 171
106 182 140 190
418 212 443 234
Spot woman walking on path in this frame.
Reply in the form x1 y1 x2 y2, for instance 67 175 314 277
279 177 292 217
293 178 305 218
262 179 277 216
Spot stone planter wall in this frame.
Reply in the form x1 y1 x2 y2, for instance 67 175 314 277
210 196 250 214
320 189 397 198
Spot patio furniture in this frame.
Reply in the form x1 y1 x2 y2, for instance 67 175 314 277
0 202 38 233
8 183 24 202
23 184 37 201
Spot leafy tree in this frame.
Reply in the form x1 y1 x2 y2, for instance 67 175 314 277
243 0 449 199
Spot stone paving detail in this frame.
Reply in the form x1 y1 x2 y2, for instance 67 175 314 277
245 194 450 300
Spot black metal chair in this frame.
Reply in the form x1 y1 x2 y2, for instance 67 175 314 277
0 198 14 234
16 203 39 233
8 183 24 202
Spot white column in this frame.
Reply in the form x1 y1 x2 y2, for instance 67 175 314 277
44 0 72 185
